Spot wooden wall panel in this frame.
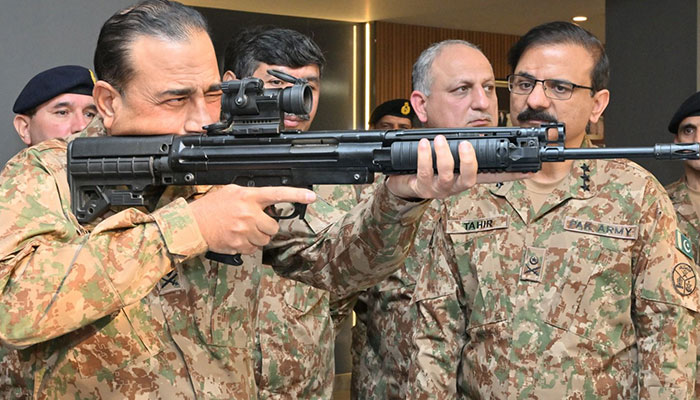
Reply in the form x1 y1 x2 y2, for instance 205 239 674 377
374 21 520 106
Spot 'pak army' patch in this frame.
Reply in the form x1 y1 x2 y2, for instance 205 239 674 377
672 263 697 296
563 217 638 240
676 229 695 262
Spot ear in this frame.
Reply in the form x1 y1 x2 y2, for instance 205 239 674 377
410 91 429 124
589 89 610 124
13 114 32 145
93 80 122 130
222 70 237 81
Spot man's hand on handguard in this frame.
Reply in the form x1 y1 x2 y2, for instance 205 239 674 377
189 185 316 255
385 136 528 199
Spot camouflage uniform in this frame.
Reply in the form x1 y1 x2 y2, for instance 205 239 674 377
0 118 430 399
253 186 363 400
349 197 443 400
305 180 444 400
665 177 700 396
253 268 333 400
409 157 700 399
667 178 700 265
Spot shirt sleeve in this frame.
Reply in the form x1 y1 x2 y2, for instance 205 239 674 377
265 181 431 298
0 145 207 348
633 177 700 399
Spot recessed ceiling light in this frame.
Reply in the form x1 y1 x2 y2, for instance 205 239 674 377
572 16 588 22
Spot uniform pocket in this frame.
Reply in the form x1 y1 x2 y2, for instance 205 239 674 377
67 295 167 378
446 217 510 329
542 237 634 346
283 279 328 315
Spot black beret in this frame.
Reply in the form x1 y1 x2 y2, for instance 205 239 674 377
13 65 95 114
668 91 700 134
369 99 416 126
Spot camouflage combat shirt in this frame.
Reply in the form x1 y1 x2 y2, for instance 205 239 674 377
666 177 700 397
409 158 700 399
0 118 430 399
307 181 445 400
350 197 443 400
253 186 366 400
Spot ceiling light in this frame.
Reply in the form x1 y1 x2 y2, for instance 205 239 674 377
572 16 588 22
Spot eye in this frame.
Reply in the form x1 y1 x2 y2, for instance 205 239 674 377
55 109 69 116
549 81 573 95
683 126 696 135
516 80 533 91
483 84 495 93
166 97 187 105
267 79 285 87
85 110 97 119
205 91 223 103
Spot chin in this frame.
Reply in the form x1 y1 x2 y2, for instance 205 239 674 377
688 160 700 172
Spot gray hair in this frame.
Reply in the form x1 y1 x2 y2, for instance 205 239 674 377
412 39 481 95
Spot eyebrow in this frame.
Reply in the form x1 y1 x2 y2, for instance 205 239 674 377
50 101 75 109
160 87 196 98
515 72 573 85
160 83 222 98
206 83 222 92
266 74 320 84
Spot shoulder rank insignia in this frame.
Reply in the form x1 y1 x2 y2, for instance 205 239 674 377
676 229 695 262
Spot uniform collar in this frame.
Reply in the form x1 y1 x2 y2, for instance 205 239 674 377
65 116 108 143
488 138 600 224
489 159 599 201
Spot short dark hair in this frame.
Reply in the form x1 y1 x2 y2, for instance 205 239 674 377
94 0 209 93
223 26 326 78
508 21 609 92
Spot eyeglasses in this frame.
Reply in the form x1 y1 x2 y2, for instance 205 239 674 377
507 74 594 100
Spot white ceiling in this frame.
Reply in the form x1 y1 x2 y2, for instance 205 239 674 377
182 0 606 40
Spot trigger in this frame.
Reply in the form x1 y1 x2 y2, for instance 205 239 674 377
294 203 308 219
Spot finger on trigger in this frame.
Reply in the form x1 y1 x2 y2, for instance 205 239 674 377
257 186 316 208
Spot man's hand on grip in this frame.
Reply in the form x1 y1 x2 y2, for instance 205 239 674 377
190 185 316 255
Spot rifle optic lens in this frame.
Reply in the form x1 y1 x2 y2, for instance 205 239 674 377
279 84 312 115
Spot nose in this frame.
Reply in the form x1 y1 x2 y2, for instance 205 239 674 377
526 81 551 110
471 86 490 111
184 96 218 134
72 113 91 134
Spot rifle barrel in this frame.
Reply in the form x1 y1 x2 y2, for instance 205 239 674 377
540 143 700 161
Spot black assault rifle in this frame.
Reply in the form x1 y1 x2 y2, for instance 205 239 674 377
68 71 699 239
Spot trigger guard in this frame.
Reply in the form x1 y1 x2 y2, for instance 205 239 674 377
275 203 307 220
